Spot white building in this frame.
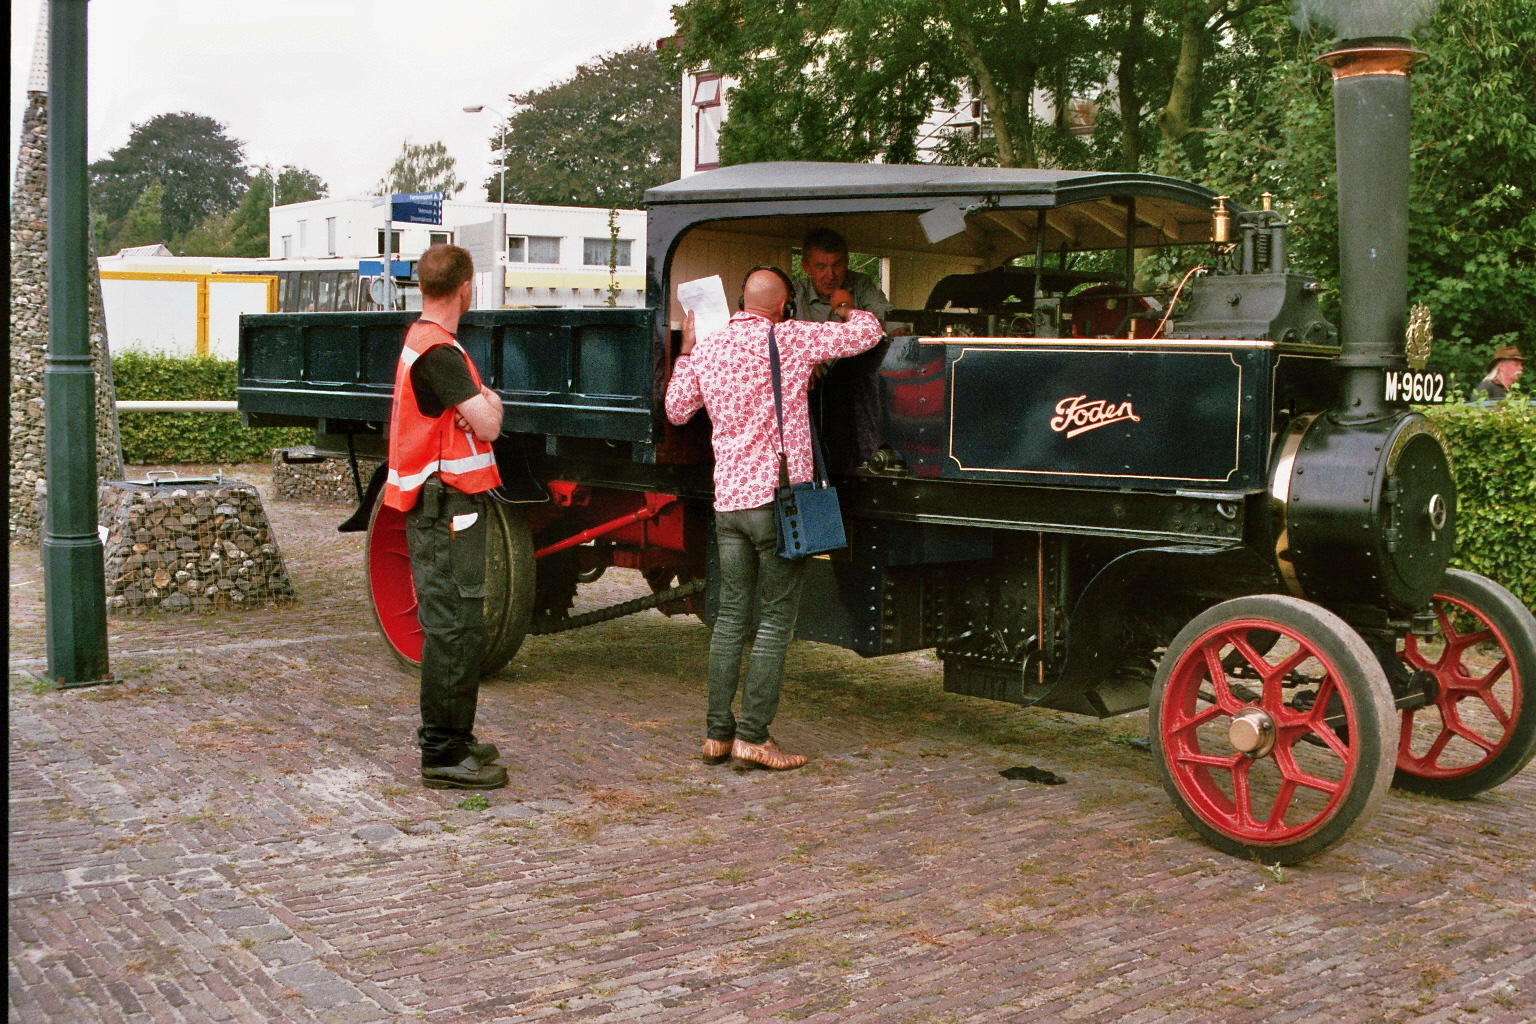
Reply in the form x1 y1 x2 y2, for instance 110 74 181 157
267 197 646 310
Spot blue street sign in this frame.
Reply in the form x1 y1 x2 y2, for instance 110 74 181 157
358 260 415 279
390 192 444 225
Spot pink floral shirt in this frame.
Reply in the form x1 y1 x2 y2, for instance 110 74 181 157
665 309 883 512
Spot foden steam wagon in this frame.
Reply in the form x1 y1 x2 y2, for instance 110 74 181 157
240 39 1533 863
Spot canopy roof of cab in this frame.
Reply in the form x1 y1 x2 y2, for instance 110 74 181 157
645 162 1226 256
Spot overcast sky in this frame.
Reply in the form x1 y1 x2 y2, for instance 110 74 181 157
8 0 680 201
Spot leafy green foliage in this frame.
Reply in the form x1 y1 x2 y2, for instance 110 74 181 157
1426 398 1536 607
89 112 250 247
1200 0 1536 383
111 180 166 250
174 210 240 258
666 0 1272 171
210 165 330 258
113 353 308 464
491 45 680 207
377 140 465 198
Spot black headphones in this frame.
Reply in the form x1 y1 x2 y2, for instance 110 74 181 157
738 265 798 321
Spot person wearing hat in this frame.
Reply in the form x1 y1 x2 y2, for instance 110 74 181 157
1472 345 1524 403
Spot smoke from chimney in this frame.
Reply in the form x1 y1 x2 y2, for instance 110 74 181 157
1293 0 1440 40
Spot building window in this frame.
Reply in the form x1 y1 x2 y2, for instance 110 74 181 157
281 235 293 258
326 217 337 256
429 231 452 247
376 229 402 256
298 220 308 250
508 235 560 264
583 238 632 267
693 74 723 172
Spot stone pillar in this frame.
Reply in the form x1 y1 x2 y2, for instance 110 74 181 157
9 86 125 545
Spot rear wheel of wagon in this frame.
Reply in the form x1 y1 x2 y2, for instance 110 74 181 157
1393 569 1536 799
1150 595 1397 864
365 498 535 678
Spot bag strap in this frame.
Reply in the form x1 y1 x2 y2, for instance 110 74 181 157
767 324 830 491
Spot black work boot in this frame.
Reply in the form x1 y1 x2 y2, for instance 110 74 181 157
421 756 508 790
468 740 500 764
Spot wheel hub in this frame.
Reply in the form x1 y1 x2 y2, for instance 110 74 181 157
1229 707 1277 758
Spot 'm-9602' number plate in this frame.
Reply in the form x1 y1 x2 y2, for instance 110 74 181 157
1385 370 1447 405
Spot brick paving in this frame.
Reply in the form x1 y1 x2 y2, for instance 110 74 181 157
9 467 1535 1023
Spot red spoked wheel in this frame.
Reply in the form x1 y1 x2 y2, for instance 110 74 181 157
365 498 535 677
1394 569 1536 798
366 501 422 669
1150 595 1397 864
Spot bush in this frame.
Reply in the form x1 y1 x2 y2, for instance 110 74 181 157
113 352 309 464
1425 398 1536 609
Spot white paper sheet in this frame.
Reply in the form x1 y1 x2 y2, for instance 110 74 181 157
675 275 731 343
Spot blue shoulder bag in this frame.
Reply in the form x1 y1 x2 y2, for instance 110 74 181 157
768 325 847 559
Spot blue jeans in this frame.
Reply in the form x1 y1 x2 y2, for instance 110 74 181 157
707 505 808 745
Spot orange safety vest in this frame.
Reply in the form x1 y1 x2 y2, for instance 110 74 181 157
383 321 501 511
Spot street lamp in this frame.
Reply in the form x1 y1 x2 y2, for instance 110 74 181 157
463 104 508 307
266 163 296 207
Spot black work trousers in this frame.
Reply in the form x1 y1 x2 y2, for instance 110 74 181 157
405 480 490 767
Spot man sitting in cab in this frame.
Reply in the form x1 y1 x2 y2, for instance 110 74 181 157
792 228 908 337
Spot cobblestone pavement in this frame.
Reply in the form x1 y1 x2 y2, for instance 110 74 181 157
9 468 1535 1024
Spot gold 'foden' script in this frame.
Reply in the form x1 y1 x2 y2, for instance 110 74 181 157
1050 395 1142 438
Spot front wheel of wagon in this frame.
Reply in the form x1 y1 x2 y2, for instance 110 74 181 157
1393 569 1536 798
365 498 535 678
1150 595 1397 864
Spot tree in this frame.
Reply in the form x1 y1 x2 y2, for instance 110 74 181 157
377 140 465 197
1201 0 1536 383
667 0 1282 172
225 165 329 257
89 112 250 241
667 0 970 166
175 211 239 256
109 179 166 250
488 45 680 207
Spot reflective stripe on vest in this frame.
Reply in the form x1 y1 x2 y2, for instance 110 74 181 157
383 321 502 510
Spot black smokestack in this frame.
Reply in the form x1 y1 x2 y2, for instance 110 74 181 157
1315 32 1427 421
1294 0 1440 39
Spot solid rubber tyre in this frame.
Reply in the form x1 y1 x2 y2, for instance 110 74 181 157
1393 569 1536 798
1150 595 1397 864
365 498 535 678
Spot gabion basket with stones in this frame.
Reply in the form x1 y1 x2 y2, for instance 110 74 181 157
100 477 296 614
271 447 381 504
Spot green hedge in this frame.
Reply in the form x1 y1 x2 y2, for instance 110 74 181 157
1425 398 1536 609
113 352 310 464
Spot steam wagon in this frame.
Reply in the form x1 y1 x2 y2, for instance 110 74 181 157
239 38 1533 863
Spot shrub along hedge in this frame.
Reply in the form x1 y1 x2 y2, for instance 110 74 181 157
1424 397 1536 609
112 352 309 464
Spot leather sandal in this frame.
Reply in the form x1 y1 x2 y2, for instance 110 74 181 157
730 737 807 771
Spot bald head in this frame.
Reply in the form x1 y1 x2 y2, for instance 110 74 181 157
742 268 790 322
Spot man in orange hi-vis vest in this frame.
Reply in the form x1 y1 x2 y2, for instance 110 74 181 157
384 244 507 790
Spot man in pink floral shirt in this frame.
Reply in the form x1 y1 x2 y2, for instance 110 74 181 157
666 268 883 770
